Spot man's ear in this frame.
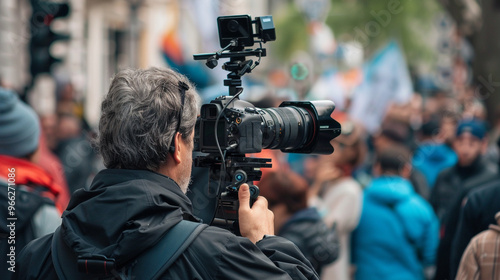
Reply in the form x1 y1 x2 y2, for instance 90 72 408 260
172 132 182 164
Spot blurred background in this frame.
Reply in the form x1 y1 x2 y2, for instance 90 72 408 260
3 2 500 278
1 0 499 130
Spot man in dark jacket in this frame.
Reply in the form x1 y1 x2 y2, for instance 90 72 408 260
449 139 500 275
14 67 318 279
430 119 497 221
430 119 498 280
449 178 500 278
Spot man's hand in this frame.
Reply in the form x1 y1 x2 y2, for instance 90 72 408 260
238 183 274 244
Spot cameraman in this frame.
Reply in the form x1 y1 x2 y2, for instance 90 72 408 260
14 67 318 280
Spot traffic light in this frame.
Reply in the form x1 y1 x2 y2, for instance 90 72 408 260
29 0 70 78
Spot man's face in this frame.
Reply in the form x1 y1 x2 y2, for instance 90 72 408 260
453 132 484 167
178 131 195 193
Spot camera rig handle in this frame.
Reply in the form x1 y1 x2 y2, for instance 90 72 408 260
194 154 271 232
193 48 266 96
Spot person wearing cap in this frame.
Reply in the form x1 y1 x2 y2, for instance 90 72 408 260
430 119 497 222
0 88 69 213
430 119 498 280
0 87 63 279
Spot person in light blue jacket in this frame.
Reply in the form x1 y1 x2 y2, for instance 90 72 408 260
352 145 439 280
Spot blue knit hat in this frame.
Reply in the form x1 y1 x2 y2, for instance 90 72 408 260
456 119 486 140
0 87 40 157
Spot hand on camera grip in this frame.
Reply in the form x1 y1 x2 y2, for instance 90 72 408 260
238 184 274 244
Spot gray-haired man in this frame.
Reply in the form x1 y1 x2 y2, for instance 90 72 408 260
15 67 318 279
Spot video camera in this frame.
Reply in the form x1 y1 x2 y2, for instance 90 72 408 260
191 15 341 232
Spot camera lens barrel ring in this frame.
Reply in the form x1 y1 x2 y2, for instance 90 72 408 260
260 107 312 151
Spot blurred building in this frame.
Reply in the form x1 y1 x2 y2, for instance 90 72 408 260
0 0 31 88
1 0 270 127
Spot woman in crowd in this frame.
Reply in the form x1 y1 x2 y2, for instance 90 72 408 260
308 119 365 280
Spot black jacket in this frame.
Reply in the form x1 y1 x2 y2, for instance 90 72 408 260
449 178 500 278
430 156 497 221
14 169 318 280
430 157 498 280
278 207 339 275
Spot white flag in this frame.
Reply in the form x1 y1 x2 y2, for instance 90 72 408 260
349 41 413 133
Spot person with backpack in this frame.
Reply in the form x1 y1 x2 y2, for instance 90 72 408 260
14 67 318 280
0 87 63 280
351 145 439 280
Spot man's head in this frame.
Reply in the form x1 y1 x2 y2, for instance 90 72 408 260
453 119 487 167
373 118 410 152
331 119 365 169
258 170 308 215
0 87 41 159
97 68 200 192
374 145 412 178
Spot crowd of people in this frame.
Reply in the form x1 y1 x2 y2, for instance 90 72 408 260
2 66 500 279
252 86 500 279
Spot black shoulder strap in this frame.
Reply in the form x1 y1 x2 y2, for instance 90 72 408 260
52 227 84 280
51 220 207 280
132 220 207 279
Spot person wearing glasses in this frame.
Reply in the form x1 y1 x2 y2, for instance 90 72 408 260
14 67 318 280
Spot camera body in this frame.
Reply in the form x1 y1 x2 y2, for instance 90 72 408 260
196 97 263 154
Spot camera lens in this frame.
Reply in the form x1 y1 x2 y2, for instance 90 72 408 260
259 106 313 151
257 101 341 154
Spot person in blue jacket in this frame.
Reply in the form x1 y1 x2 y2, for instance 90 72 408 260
352 145 439 280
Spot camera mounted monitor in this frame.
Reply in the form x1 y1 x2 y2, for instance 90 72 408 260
218 15 276 50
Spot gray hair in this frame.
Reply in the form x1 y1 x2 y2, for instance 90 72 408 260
97 67 200 171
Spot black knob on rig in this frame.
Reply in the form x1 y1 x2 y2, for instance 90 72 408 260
234 170 247 185
206 55 218 69
249 185 259 200
234 169 259 200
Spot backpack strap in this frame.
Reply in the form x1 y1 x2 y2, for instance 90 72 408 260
386 203 423 260
52 220 207 280
52 227 86 280
132 220 207 279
